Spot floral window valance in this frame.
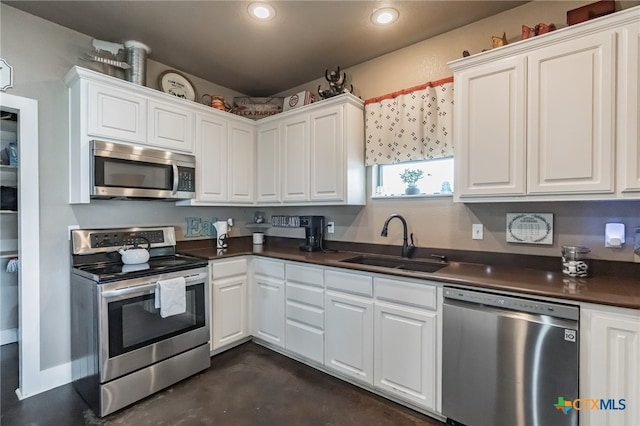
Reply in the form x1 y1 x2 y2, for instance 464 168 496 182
364 77 454 166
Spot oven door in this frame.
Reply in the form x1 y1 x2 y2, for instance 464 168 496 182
99 269 209 383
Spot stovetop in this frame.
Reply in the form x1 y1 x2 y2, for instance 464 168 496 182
70 226 208 283
73 254 208 283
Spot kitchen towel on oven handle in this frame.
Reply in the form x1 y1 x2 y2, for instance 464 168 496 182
155 277 186 318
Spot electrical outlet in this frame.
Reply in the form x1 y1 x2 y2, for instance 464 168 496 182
472 224 483 240
327 222 335 234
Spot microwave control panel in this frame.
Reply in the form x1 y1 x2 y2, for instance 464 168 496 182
176 166 195 192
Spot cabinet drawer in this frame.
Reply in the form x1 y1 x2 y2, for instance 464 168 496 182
286 282 323 308
325 270 373 297
211 258 247 279
286 263 324 287
286 321 324 364
286 302 324 329
253 258 285 279
375 277 437 310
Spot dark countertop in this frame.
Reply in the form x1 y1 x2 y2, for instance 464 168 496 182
178 239 640 310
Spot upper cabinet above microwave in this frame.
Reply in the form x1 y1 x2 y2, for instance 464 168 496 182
448 6 639 203
65 67 203 203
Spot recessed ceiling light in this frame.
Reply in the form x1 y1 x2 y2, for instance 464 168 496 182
248 3 276 21
371 7 399 25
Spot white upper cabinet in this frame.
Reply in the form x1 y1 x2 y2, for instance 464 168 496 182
281 114 310 202
257 94 366 206
186 113 255 205
618 22 640 195
86 81 147 144
310 105 344 201
453 56 526 197
148 99 194 153
449 7 639 202
194 113 228 202
527 31 615 194
256 122 280 203
228 121 255 203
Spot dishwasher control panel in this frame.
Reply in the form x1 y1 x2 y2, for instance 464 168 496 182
444 287 579 321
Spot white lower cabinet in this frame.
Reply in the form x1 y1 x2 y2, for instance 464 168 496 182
285 263 325 364
374 276 438 411
251 258 286 348
324 270 374 385
580 304 640 426
210 258 248 352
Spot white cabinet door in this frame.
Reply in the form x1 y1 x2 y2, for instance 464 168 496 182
454 57 526 198
310 105 344 201
527 30 616 194
281 115 310 202
148 99 194 153
212 274 248 351
228 121 255 203
374 301 437 410
195 113 228 202
256 123 280 203
581 306 640 426
253 275 285 348
324 290 374 385
618 23 640 194
87 82 147 144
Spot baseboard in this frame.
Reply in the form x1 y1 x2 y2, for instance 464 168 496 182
1 328 18 345
15 361 72 400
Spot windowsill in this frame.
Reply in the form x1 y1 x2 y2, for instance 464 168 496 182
371 193 454 200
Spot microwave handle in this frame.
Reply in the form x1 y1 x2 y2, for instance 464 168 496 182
171 163 179 195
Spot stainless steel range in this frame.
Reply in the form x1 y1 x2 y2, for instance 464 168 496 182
70 226 210 417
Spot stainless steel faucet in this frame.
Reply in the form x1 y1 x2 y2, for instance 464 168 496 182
381 214 415 258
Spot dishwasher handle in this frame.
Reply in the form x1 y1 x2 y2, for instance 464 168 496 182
444 286 579 321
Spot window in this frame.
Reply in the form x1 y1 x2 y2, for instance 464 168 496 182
374 157 454 197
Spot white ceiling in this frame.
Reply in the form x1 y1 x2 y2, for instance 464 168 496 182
5 1 528 96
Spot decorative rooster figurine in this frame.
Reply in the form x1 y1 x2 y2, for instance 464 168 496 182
318 66 353 99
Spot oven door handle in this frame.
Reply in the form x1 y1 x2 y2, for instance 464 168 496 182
101 272 207 299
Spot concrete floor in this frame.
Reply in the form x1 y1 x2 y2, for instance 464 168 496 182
1 342 445 425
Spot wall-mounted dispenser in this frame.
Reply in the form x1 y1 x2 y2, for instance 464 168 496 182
605 223 625 248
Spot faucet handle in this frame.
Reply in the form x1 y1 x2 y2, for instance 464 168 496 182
409 233 415 246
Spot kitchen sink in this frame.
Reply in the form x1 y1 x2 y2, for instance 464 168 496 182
339 255 447 273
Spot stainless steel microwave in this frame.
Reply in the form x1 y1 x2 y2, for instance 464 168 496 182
90 140 196 200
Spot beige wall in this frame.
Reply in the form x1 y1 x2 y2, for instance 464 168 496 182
272 0 640 263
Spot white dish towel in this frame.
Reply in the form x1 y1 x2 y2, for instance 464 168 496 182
155 277 186 318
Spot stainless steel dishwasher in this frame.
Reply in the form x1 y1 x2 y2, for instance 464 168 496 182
442 286 579 426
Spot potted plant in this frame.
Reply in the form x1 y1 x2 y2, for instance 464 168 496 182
399 168 424 195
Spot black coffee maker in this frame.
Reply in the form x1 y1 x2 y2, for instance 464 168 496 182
299 215 324 252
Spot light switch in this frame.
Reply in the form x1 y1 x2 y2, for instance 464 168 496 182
472 224 483 240
605 223 625 248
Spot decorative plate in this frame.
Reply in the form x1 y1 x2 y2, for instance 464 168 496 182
157 70 196 101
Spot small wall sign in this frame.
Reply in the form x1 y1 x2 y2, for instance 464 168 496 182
506 213 553 245
185 217 218 238
0 58 14 91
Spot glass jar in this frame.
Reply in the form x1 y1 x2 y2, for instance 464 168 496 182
561 245 591 277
